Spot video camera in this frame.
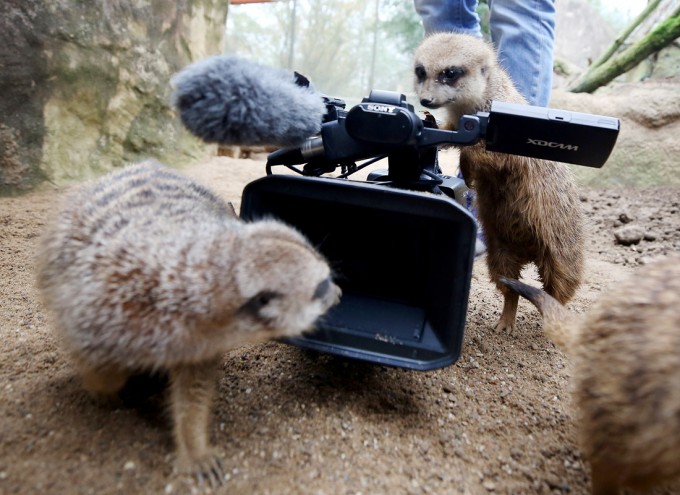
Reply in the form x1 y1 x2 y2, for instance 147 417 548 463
240 90 620 370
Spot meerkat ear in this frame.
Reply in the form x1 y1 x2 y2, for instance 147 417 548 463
244 218 309 245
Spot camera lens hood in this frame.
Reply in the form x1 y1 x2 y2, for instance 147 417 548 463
241 174 477 370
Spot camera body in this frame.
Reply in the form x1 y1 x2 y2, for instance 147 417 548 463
241 90 619 370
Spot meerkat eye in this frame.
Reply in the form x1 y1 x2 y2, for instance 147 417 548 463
312 278 332 300
414 64 427 82
438 67 465 85
239 290 281 319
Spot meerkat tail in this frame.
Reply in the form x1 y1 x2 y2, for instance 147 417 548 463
498 277 575 351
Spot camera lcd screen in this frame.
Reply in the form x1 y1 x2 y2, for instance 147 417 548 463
240 174 476 369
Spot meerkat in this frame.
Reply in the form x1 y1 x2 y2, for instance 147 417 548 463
36 160 340 486
413 32 584 331
500 253 680 495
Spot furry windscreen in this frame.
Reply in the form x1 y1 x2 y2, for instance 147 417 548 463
171 55 326 147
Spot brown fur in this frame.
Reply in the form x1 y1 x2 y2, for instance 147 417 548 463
36 160 340 486
500 254 680 495
414 32 584 331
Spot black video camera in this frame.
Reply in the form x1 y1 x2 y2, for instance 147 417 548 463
240 90 620 370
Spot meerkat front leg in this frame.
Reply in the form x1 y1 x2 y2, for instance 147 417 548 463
169 358 224 487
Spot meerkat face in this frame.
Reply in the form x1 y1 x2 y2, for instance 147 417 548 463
229 220 341 341
413 33 493 116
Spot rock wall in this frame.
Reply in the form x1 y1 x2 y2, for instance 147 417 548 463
551 77 680 187
0 0 229 194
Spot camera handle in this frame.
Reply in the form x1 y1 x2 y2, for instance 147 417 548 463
265 103 486 174
365 143 470 206
266 92 484 185
265 88 618 209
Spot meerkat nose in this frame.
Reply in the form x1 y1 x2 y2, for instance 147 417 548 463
420 98 434 108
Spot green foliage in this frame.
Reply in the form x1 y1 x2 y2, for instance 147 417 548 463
379 0 424 53
477 0 490 39
569 5 680 93
225 0 424 99
224 3 289 62
585 0 632 31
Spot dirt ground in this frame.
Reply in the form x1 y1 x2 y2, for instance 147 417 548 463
1 155 679 495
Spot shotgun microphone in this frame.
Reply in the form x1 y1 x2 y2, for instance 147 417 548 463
171 55 326 147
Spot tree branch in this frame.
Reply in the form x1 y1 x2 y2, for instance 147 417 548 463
568 6 680 93
590 0 662 69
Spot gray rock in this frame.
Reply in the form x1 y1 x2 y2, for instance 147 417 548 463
551 78 680 188
614 225 645 245
0 1 228 194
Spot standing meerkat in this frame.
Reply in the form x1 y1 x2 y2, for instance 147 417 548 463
500 253 680 495
413 32 584 331
36 160 340 486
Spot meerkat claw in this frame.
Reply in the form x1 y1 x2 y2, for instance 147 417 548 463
493 319 515 333
193 455 225 489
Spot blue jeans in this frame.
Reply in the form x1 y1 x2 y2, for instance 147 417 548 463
413 0 555 106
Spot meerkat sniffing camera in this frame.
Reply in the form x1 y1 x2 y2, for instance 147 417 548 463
413 33 584 331
36 160 340 485
501 254 680 495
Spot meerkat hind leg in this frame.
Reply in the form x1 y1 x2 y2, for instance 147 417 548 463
589 459 622 495
487 255 522 332
170 358 224 488
495 291 520 332
79 364 130 397
538 257 579 305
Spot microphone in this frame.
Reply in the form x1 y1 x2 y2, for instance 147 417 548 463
171 55 327 147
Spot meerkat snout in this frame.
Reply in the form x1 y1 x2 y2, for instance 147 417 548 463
414 33 495 124
229 219 341 339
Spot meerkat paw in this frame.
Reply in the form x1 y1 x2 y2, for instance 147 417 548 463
494 294 519 332
493 317 516 333
176 451 225 489
78 366 130 406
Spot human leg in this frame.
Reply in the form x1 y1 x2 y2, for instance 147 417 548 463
488 0 556 106
413 0 482 36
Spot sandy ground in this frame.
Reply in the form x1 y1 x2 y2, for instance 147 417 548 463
1 155 680 495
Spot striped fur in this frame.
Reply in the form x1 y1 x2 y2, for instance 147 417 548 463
36 160 340 485
501 255 680 495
